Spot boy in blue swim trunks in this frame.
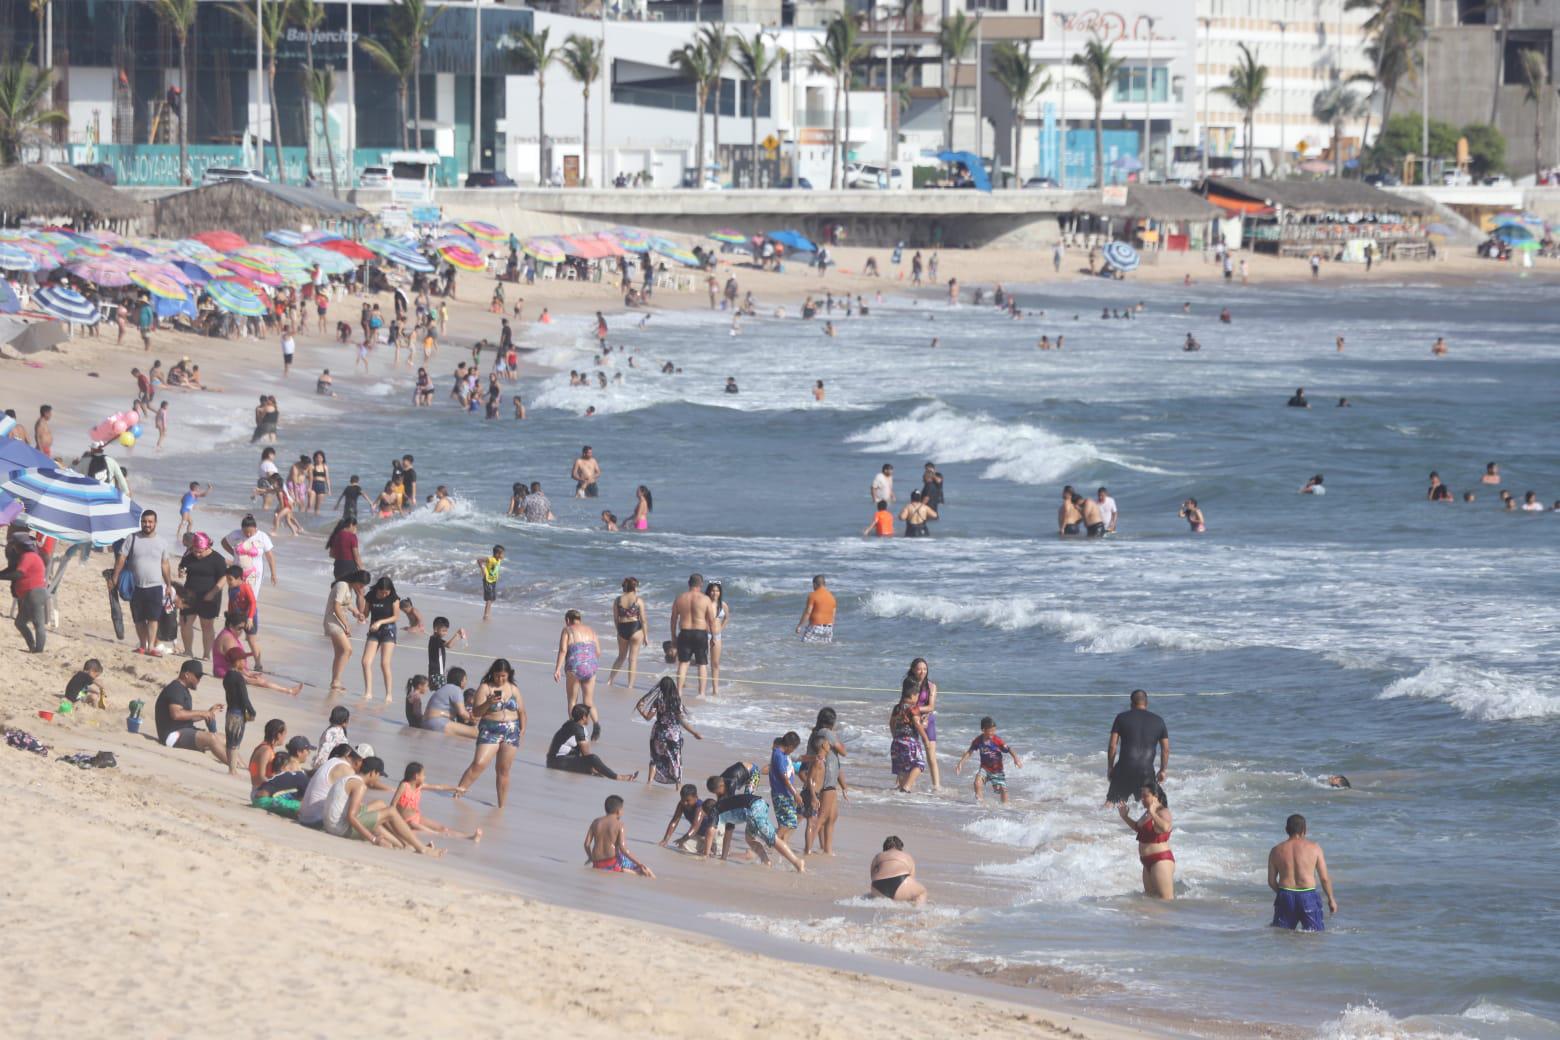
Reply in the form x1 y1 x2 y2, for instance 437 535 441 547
1267 814 1338 931
955 716 1023 805
660 784 714 852
177 481 212 538
769 731 803 845
584 794 654 877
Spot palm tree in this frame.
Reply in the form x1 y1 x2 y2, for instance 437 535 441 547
990 41 1050 187
145 0 198 183
223 0 294 182
0 51 65 165
1215 43 1269 176
1487 0 1516 124
697 23 731 181
668 43 713 180
1312 83 1366 176
307 67 339 195
560 34 602 186
358 27 415 149
810 16 863 189
508 27 558 185
398 0 444 149
1071 36 1123 188
937 10 979 152
294 0 326 178
1518 47 1549 181
1345 0 1423 149
730 31 782 187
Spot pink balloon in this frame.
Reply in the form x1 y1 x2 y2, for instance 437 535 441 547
111 420 128 435
126 411 141 425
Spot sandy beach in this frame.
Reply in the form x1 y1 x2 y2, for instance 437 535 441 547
3 238 1553 1039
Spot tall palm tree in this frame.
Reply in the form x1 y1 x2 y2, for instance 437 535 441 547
1312 83 1366 176
145 0 198 182
1071 36 1123 188
668 43 712 180
730 30 782 187
990 41 1050 187
0 50 65 165
508 26 558 185
1518 47 1549 181
559 34 602 186
697 23 731 180
810 16 863 189
358 24 415 149
223 0 294 182
293 0 326 177
1487 0 1516 124
307 67 339 195
1215 43 1269 176
937 10 979 152
1345 0 1422 149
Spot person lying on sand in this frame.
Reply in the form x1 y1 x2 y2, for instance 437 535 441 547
585 795 654 876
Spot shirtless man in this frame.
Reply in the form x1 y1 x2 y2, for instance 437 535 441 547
868 835 927 905
1267 813 1338 931
34 405 53 458
571 445 602 498
670 573 716 697
1058 485 1083 535
1078 492 1105 537
584 794 654 876
1480 462 1501 485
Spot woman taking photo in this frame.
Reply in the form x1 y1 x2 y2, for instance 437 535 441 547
607 577 646 688
453 659 527 808
635 676 702 785
706 580 729 696
360 576 400 701
1119 781 1175 899
552 609 601 726
903 657 941 789
888 689 929 793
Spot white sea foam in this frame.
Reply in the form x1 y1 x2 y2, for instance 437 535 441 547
846 401 1107 485
1379 662 1560 721
863 591 1227 654
1316 1002 1470 1040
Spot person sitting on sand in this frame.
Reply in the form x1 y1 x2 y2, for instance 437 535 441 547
153 660 229 766
393 762 481 842
546 704 636 781
868 835 927 905
584 794 654 876
323 755 443 855
64 659 107 709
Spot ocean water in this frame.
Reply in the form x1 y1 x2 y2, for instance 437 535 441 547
156 275 1559 1035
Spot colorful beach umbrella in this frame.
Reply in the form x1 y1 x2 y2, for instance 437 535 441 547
708 228 747 245
435 243 487 271
218 256 283 286
206 280 266 317
111 245 155 261
0 467 142 546
609 227 651 253
382 247 435 273
1102 241 1140 272
167 259 221 284
765 230 817 253
0 429 55 473
66 259 133 287
315 238 375 262
264 229 308 247
193 230 249 252
173 238 224 261
0 280 19 315
523 237 566 264
455 220 506 243
35 286 101 323
294 246 354 275
0 243 38 271
12 240 62 268
1492 224 1533 244
129 269 186 300
653 244 700 267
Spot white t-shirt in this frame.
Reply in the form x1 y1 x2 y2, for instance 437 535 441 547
1097 496 1118 529
228 529 275 595
871 472 892 503
281 334 296 358
322 774 361 837
298 759 352 826
1309 485 1327 496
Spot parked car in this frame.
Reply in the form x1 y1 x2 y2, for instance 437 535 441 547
1022 176 1059 189
1480 174 1513 187
358 165 391 188
845 162 904 189
200 167 268 187
1441 169 1472 186
464 169 516 188
1363 172 1401 187
72 162 116 185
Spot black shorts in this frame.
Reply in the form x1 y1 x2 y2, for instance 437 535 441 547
181 594 222 621
615 620 642 642
1062 523 1081 536
164 728 200 751
1086 523 1105 537
332 557 357 581
224 709 247 752
130 585 165 624
581 482 598 498
482 581 497 603
676 628 709 666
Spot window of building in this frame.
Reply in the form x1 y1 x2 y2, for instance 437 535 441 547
1113 66 1169 103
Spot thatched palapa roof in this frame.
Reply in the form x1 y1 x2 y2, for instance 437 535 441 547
152 180 370 240
1202 178 1432 216
0 164 146 227
1071 185 1223 221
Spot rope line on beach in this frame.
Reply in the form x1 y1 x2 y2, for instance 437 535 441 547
255 610 1233 701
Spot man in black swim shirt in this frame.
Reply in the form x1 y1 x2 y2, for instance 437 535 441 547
1105 689 1169 805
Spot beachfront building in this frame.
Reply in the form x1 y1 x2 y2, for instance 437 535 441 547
1193 0 1375 179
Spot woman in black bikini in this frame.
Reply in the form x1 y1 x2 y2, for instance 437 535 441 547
309 450 330 514
868 835 928 904
608 577 645 688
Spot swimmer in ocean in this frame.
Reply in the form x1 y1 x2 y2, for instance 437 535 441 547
1480 462 1501 485
1287 387 1310 408
1184 333 1201 352
1179 498 1206 533
813 380 825 402
1058 486 1082 536
1078 492 1105 536
1267 814 1338 931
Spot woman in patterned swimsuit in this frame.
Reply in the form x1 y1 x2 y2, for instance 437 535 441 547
453 659 526 808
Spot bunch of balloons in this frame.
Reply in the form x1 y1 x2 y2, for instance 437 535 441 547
89 409 144 449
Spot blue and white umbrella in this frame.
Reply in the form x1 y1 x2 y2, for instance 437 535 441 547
34 286 101 324
264 229 308 247
0 279 19 315
0 242 38 271
1102 241 1140 272
383 247 435 273
0 467 142 546
0 430 56 473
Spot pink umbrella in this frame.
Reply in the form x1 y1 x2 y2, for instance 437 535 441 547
66 258 134 287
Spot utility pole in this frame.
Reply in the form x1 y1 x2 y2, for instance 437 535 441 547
791 18 800 187
255 0 264 171
1421 29 1430 185
974 15 983 161
885 4 895 184
599 0 608 187
346 0 356 177
1277 14 1287 177
1055 11 1069 186
1199 16 1210 179
1142 16 1154 178
471 0 483 172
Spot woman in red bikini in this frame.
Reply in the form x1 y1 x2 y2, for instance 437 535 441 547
1119 781 1175 899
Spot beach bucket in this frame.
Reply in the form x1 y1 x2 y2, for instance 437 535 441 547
36 710 54 722
126 716 142 734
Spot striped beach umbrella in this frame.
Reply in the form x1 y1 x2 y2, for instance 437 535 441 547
35 286 101 323
206 280 267 317
610 227 651 252
218 256 283 285
382 247 435 273
295 246 355 275
315 238 375 262
173 238 224 261
193 229 249 252
455 220 506 243
0 279 19 315
0 430 54 472
523 237 566 264
436 243 486 271
0 467 143 546
13 240 62 268
64 243 113 260
129 269 187 300
0 243 38 271
264 229 308 247
166 259 221 284
66 259 133 287
708 228 746 245
1102 241 1140 272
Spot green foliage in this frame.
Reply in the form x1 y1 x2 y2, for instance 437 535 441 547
1460 123 1505 176
1367 113 1458 171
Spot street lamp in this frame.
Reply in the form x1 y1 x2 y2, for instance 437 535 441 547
1277 14 1286 177
1142 15 1154 179
1053 10 1072 186
884 1 901 186
471 0 483 172
1198 16 1211 180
